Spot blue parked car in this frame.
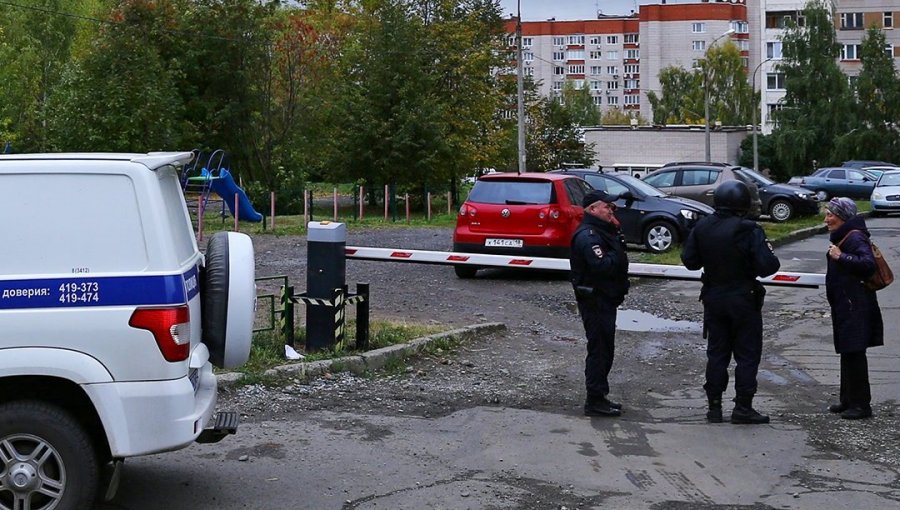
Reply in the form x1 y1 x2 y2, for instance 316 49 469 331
791 167 878 200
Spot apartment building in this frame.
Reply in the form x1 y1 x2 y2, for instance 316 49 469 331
507 0 900 136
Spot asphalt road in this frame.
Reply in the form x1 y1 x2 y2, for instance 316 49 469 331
103 217 900 510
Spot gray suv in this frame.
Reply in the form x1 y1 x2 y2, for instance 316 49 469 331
642 162 763 219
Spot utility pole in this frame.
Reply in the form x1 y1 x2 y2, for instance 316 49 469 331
516 0 526 174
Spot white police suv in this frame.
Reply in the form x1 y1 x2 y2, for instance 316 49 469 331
0 153 255 510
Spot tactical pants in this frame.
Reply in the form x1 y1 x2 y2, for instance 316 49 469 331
702 293 762 398
840 351 871 408
577 297 618 401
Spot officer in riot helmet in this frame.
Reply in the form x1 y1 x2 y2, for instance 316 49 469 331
570 189 630 417
681 180 781 424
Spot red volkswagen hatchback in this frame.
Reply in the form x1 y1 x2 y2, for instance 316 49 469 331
452 172 592 278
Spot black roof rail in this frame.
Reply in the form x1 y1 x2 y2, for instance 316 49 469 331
662 161 730 167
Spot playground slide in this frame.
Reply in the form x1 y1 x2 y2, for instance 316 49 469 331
209 169 264 222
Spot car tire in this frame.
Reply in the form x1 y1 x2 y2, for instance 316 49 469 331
644 221 678 253
454 265 478 279
202 231 255 369
0 400 99 510
815 190 829 201
769 199 794 222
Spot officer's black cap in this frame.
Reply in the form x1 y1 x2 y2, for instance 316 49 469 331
581 189 619 208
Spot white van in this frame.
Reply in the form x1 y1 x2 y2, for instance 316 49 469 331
0 153 255 510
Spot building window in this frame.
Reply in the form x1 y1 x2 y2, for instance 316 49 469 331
524 67 534 76
553 51 565 61
567 49 585 60
730 21 749 34
692 22 706 33
607 35 618 44
606 66 619 75
840 12 864 29
593 96 603 106
553 36 565 46
691 59 701 69
568 35 585 45
766 42 783 59
521 37 533 47
692 40 706 51
624 94 640 105
589 50 602 59
624 33 639 44
741 57 749 68
625 49 640 59
589 36 601 45
567 65 585 75
841 44 861 60
523 51 534 61
624 79 639 89
554 66 566 75
607 81 619 90
736 40 750 51
624 64 639 74
606 51 619 60
885 12 894 28
552 82 563 91
766 72 785 90
570 79 585 89
590 66 603 75
590 80 602 90
607 96 619 105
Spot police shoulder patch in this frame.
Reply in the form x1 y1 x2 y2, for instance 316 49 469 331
592 245 604 258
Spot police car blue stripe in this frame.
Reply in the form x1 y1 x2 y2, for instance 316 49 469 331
0 267 200 310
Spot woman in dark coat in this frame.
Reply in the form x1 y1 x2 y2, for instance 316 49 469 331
823 197 884 420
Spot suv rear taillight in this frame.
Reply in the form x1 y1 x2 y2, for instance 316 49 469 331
129 306 191 362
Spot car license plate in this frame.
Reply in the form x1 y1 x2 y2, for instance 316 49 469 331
189 368 200 392
485 238 523 248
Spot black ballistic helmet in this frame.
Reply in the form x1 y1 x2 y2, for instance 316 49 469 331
713 180 751 214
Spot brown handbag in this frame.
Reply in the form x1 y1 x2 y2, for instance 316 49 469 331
837 230 894 291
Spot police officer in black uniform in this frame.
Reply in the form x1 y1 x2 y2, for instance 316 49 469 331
570 189 630 417
681 180 781 424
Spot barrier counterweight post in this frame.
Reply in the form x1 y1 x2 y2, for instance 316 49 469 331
306 221 347 351
356 283 370 350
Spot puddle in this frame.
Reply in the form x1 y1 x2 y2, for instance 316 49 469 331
616 309 701 333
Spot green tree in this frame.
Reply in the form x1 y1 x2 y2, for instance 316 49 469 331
600 108 647 126
646 40 752 126
331 0 445 189
46 0 184 152
832 27 900 164
771 0 853 176
646 66 703 124
0 0 88 151
560 82 601 126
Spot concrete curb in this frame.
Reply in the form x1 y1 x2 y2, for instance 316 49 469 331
217 322 507 388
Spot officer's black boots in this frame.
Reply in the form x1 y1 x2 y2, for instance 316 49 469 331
584 397 621 417
730 395 770 424
706 397 723 423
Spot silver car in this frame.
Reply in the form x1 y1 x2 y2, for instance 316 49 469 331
870 170 900 216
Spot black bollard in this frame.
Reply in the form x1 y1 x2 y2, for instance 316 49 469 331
306 221 346 351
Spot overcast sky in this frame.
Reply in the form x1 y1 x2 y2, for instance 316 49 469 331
497 0 691 20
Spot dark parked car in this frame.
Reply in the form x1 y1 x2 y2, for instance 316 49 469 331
791 167 877 200
549 169 713 252
452 172 591 277
642 163 763 219
735 167 820 222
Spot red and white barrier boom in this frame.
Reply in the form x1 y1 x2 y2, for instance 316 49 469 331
345 246 825 288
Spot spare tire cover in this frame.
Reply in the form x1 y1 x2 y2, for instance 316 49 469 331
202 232 255 369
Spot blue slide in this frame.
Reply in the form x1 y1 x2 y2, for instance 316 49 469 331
209 169 263 222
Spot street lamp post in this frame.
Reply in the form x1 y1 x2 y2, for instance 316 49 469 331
703 28 735 162
515 0 526 174
751 57 774 173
